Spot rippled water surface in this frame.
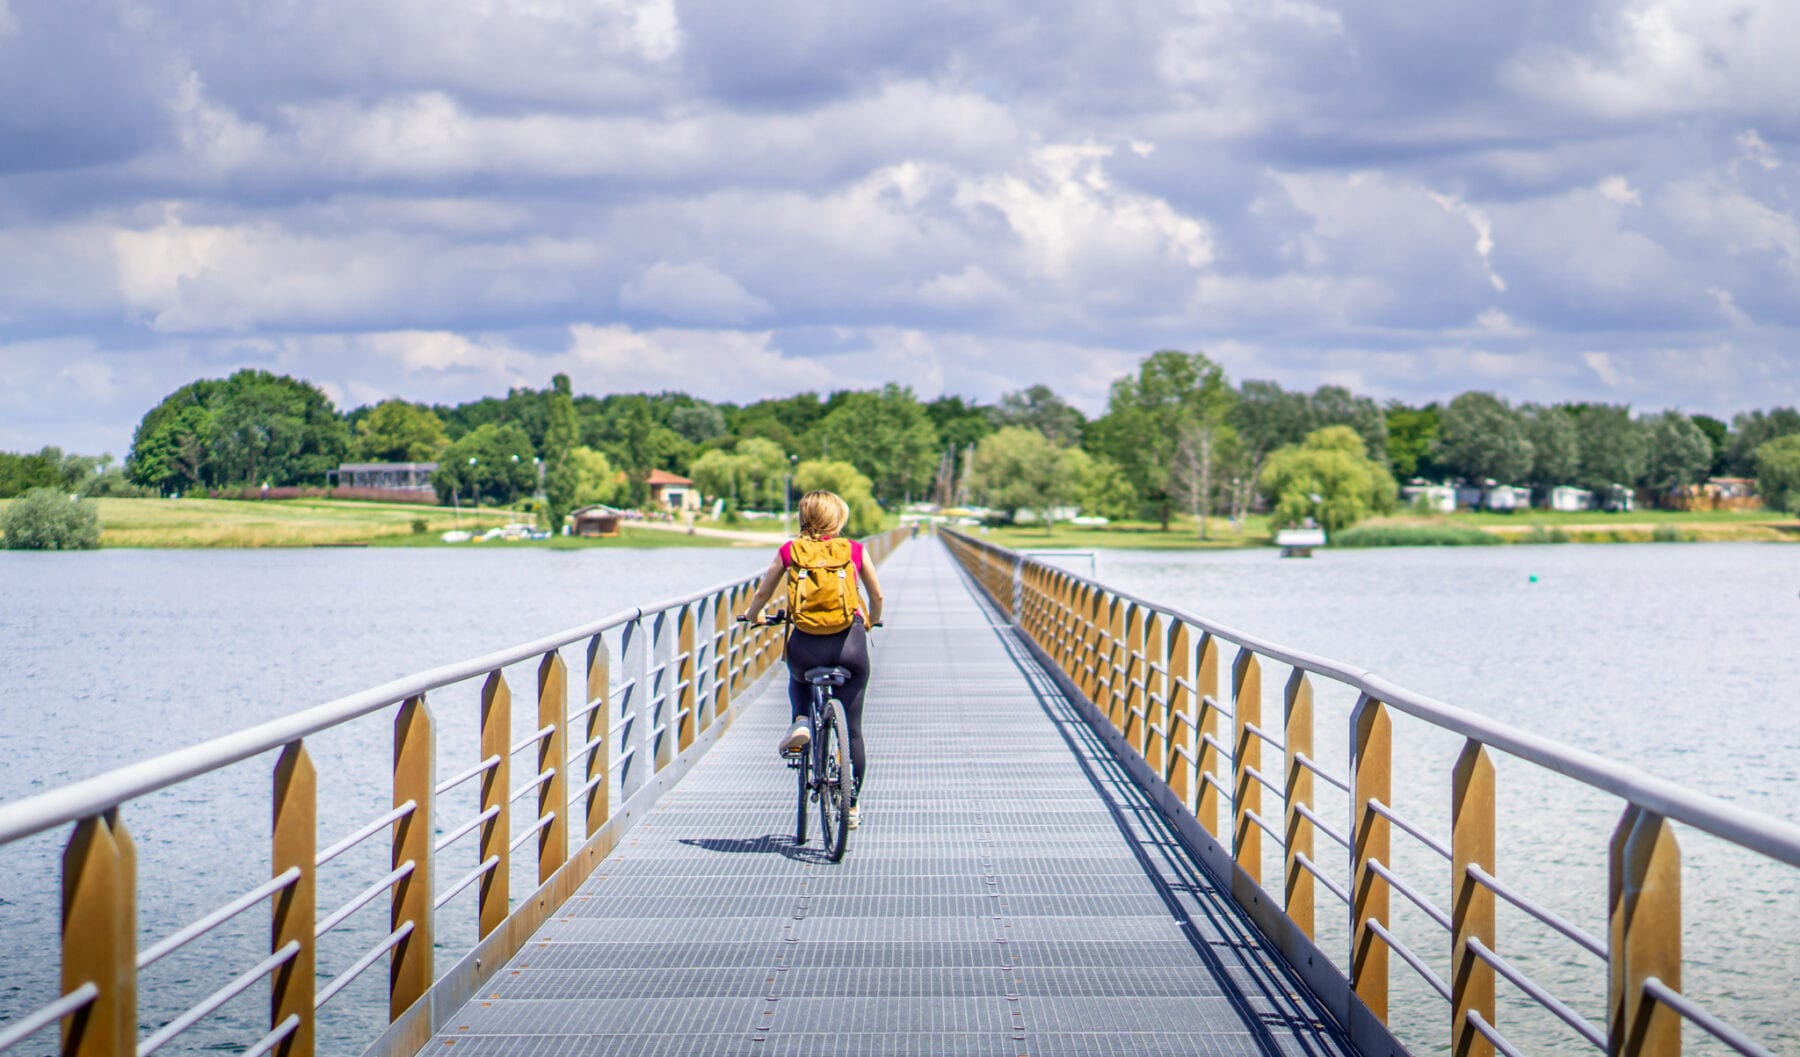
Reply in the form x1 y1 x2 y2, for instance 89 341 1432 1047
2 541 1797 1056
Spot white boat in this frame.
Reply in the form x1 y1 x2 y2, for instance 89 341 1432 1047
1274 527 1326 557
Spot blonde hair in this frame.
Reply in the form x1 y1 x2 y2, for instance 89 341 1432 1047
797 490 849 540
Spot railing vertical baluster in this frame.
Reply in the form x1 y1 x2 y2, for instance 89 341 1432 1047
676 606 696 751
1121 605 1144 743
1165 621 1194 807
390 695 433 1020
478 673 511 937
1610 809 1681 1057
711 592 730 728
583 634 609 838
61 811 134 1057
1057 574 1077 678
1452 740 1495 1057
619 617 648 803
1284 672 1313 940
1351 694 1392 1024
1104 596 1125 730
537 653 569 881
271 744 315 1057
651 611 673 772
1194 632 1222 833
1143 613 1166 770
1232 650 1263 883
1078 586 1100 702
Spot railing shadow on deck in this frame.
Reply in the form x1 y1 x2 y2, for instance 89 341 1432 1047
0 527 912 1057
941 527 1799 1057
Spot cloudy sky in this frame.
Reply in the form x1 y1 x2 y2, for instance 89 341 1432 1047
2 0 1798 455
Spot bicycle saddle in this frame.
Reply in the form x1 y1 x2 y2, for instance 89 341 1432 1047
803 666 852 686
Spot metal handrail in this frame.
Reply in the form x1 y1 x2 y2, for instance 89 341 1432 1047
946 529 1800 866
941 526 1800 1057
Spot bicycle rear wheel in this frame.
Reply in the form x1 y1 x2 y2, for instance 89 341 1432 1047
816 699 852 862
794 743 809 846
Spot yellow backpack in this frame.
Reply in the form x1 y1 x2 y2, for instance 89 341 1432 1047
786 537 861 635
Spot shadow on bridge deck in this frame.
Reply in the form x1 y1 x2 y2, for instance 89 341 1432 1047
429 541 1356 1057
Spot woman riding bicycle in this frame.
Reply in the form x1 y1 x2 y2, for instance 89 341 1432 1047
740 490 884 828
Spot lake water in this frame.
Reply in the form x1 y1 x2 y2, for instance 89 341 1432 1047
2 541 1796 1056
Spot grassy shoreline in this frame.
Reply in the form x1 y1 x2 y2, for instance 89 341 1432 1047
4 497 1794 550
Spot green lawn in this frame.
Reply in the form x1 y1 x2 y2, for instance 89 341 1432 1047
975 516 1273 551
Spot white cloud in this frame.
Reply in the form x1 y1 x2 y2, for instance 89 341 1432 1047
1597 176 1640 205
1736 130 1780 171
1427 192 1506 292
619 262 773 325
1584 351 1624 387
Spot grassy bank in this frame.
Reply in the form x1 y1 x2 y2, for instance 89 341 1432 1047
0 497 739 549
975 516 1273 551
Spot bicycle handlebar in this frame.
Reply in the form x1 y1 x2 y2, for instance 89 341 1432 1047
736 613 882 628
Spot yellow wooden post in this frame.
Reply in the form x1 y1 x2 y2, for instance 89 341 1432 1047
1232 649 1263 883
1351 695 1392 1023
676 606 696 751
1078 586 1101 700
1094 601 1123 731
583 635 610 838
390 695 433 1020
1058 575 1078 678
712 593 731 727
271 744 316 1057
1611 810 1681 1057
1194 632 1223 834
537 652 569 883
1164 622 1193 807
1451 740 1495 1057
478 673 511 939
1283 672 1314 940
61 812 134 1057
1142 613 1166 771
1121 604 1144 745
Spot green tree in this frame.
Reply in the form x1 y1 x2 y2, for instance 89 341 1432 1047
1075 454 1137 520
432 423 538 506
2 488 101 550
668 404 727 444
0 449 59 497
1383 401 1442 480
352 400 448 462
794 459 884 536
567 446 624 507
1231 380 1311 469
1725 407 1800 476
1088 350 1233 529
541 374 580 528
990 385 1084 446
1572 404 1648 492
207 370 349 486
1308 385 1387 460
1690 414 1729 476
1643 411 1714 490
967 427 1085 529
1258 425 1398 533
1753 434 1800 514
1521 404 1579 489
809 384 938 505
1436 391 1533 484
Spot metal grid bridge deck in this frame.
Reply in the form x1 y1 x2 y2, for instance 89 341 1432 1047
431 540 1354 1057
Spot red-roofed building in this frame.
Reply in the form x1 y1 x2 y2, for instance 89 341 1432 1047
647 469 701 513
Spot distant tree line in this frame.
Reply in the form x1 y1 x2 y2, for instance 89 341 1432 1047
93 357 1800 534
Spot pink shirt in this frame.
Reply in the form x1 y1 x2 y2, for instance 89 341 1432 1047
778 537 864 568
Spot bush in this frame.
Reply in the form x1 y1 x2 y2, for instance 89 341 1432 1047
2 488 102 550
1651 524 1689 543
411 518 429 535
1331 524 1499 548
1521 526 1571 544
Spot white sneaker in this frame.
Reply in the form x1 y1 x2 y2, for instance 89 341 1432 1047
778 722 810 756
847 805 860 829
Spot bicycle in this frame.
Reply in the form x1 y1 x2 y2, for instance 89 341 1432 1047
738 612 866 862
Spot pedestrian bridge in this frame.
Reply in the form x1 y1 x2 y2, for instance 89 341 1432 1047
2 529 1796 1057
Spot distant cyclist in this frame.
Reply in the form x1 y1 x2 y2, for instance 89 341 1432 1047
741 490 884 828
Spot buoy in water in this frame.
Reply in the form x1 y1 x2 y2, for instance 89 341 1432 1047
1529 575 1539 583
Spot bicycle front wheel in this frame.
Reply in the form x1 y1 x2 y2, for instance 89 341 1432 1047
816 699 852 862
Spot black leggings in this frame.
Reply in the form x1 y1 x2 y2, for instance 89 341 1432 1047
786 617 869 798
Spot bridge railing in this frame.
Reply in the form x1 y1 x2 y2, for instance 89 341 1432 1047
0 526 912 1057
942 528 1799 1057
